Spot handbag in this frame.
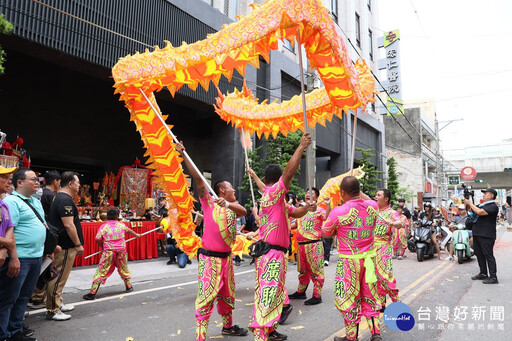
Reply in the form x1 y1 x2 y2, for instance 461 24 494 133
36 263 59 289
15 195 59 255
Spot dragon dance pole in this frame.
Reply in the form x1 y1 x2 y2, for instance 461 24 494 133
139 89 218 199
241 128 257 208
350 109 358 176
296 28 313 202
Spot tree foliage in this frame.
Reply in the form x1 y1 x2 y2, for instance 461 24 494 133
0 14 14 75
386 157 400 207
239 131 305 209
356 147 384 198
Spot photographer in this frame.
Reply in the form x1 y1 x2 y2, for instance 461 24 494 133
465 189 499 284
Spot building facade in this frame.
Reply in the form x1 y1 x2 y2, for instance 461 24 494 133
384 99 441 207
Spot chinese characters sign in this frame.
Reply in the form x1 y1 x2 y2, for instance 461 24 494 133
383 30 403 116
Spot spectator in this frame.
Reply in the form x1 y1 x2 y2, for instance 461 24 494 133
40 171 61 221
397 198 411 220
1 168 46 341
412 206 420 221
444 204 471 261
166 232 190 268
45 171 84 321
418 203 442 260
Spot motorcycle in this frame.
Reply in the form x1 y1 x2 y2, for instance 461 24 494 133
452 223 473 264
413 219 437 262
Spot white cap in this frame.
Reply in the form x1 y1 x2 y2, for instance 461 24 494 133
458 204 466 209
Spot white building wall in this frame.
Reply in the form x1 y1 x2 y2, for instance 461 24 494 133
387 148 424 208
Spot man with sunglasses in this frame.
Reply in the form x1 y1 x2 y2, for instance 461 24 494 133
1 168 46 341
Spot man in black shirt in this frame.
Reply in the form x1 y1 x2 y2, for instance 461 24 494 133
40 170 60 221
398 198 411 220
465 189 499 284
46 171 84 320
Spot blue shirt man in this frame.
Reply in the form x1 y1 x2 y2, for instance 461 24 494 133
0 168 45 341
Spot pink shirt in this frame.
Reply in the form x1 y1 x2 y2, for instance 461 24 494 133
200 191 237 252
258 177 290 249
322 199 378 255
297 207 326 241
96 221 128 251
375 205 401 245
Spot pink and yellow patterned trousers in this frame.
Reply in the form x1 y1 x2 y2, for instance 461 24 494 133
195 253 235 341
89 250 131 294
297 240 325 298
249 249 288 341
375 242 400 305
392 229 408 256
334 258 381 340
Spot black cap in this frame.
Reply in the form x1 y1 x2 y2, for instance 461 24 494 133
481 188 497 198
398 198 406 202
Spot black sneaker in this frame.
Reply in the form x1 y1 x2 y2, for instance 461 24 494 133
187 259 192 265
83 293 96 300
222 325 248 336
22 324 34 337
167 260 176 265
9 331 37 341
482 277 499 284
333 337 352 341
288 291 307 299
126 286 134 293
471 273 488 280
278 304 293 325
269 330 287 340
304 296 322 305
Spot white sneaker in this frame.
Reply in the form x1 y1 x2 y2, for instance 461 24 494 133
324 260 329 266
47 310 71 321
60 303 74 312
443 256 454 261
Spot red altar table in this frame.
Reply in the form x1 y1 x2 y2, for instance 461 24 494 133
74 221 159 266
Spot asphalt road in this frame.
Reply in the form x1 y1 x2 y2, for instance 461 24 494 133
24 224 512 341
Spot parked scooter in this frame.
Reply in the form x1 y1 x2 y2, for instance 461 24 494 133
413 219 437 262
452 223 473 264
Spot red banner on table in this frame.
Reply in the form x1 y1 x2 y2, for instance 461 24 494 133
74 221 158 266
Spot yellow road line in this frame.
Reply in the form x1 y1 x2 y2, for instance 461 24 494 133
323 260 450 341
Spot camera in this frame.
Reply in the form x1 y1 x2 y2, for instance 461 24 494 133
461 183 474 199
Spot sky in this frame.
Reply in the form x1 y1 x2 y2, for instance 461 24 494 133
377 0 512 152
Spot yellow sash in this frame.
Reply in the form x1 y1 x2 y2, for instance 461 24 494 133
338 249 377 284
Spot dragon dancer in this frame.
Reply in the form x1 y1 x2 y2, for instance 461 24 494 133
246 132 313 341
322 176 382 341
82 207 141 300
288 187 330 305
372 189 403 308
176 142 248 340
